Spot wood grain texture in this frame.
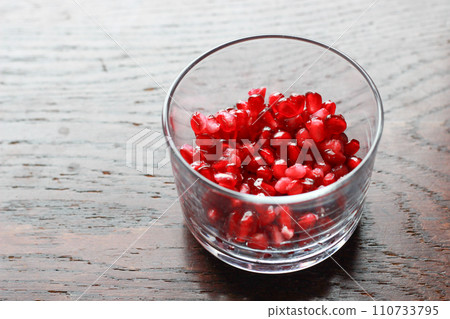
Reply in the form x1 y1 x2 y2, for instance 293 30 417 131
0 0 449 300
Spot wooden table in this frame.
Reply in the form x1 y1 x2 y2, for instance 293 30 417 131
1 0 449 300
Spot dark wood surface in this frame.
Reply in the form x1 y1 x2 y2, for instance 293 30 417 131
0 0 449 300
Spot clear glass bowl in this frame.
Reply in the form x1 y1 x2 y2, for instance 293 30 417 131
162 35 383 273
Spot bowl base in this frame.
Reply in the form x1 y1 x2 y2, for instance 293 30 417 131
184 208 362 274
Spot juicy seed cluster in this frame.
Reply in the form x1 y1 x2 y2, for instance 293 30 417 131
180 88 362 250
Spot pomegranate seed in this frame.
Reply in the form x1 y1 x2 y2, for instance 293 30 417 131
323 172 336 185
268 92 284 106
267 225 284 247
285 163 306 179
239 183 251 194
198 164 215 181
312 108 330 120
325 114 347 134
284 114 304 132
248 94 265 116
311 167 324 181
256 166 273 182
216 111 237 133
332 164 349 179
322 149 347 165
300 178 315 192
323 101 336 114
274 177 292 194
281 226 294 240
314 161 331 174
306 117 326 142
276 98 301 118
236 99 248 110
289 93 306 109
344 139 360 156
286 180 304 195
305 92 322 114
347 156 362 170
190 112 207 134
262 110 279 129
259 205 277 226
295 128 311 147
259 147 275 166
248 233 269 250
320 138 344 154
248 87 267 98
205 116 220 135
227 210 242 239
207 208 221 224
277 205 293 230
180 144 194 164
236 211 257 242
272 159 288 179
287 143 300 166
214 172 237 189
297 213 318 230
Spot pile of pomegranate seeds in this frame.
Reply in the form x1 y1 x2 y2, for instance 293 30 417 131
181 88 362 195
179 88 363 250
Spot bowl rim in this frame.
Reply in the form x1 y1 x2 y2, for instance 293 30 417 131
162 34 384 204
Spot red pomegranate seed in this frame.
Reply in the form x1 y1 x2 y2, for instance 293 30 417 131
180 144 194 164
259 147 275 166
207 208 221 224
236 211 257 242
332 164 349 179
239 183 250 194
305 92 322 114
262 110 279 129
205 116 220 135
311 167 324 181
216 111 237 133
268 92 284 106
289 93 306 109
248 233 269 250
314 161 331 174
236 100 248 110
286 180 304 195
198 164 215 181
325 114 347 134
297 213 318 230
259 205 277 226
296 127 311 147
234 109 250 129
274 177 292 194
227 210 242 239
272 159 287 179
253 178 276 196
323 172 336 185
276 98 301 118
267 225 284 247
190 112 207 134
306 117 326 142
248 87 266 98
248 94 265 116
287 142 300 166
300 178 315 192
312 108 330 120
214 172 237 189
285 163 306 179
344 139 360 156
271 130 292 152
281 226 294 240
323 101 336 115
322 149 347 165
284 114 304 132
347 156 362 170
256 166 273 182
320 138 344 154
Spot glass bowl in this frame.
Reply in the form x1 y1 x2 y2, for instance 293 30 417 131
162 35 383 273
